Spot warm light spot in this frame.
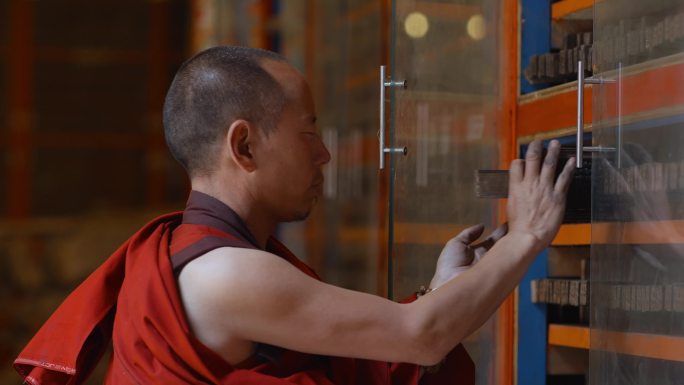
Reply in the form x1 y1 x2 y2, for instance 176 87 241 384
404 12 429 39
466 14 487 41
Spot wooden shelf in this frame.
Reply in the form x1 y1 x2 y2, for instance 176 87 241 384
551 0 593 20
552 221 684 246
517 81 592 140
518 53 684 142
548 324 590 349
549 324 684 362
552 223 591 246
593 328 684 362
593 220 684 245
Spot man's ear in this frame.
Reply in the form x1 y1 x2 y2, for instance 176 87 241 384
226 119 257 172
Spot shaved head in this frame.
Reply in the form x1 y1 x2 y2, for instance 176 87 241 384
163 46 288 177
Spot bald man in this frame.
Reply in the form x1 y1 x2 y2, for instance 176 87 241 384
15 46 574 385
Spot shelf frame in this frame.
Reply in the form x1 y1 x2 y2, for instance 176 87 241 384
551 0 593 20
549 324 684 363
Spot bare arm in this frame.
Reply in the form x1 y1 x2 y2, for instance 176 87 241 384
179 139 573 366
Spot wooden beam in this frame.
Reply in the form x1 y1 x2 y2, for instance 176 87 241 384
7 0 34 218
552 0 593 20
497 3 519 383
549 324 590 349
552 223 591 246
146 0 171 205
593 328 684 362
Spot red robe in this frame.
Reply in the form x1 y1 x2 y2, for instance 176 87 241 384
14 210 474 384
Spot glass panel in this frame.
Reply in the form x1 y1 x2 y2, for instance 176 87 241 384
275 1 384 294
590 0 684 384
189 0 384 294
390 1 503 383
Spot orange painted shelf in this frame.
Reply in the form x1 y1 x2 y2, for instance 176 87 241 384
552 223 591 246
592 329 684 362
552 220 684 246
549 324 684 362
518 83 592 138
552 0 593 20
593 220 684 245
518 55 684 139
548 324 590 349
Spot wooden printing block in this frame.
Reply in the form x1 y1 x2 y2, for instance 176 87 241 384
609 284 621 309
524 55 538 83
537 54 547 79
531 280 540 303
650 285 663 312
617 20 627 61
580 281 588 306
622 285 634 311
653 20 665 49
665 15 676 43
653 163 665 191
558 50 567 76
673 285 684 312
667 162 678 191
545 53 557 79
559 280 569 305
664 284 673 311
569 280 580 306
551 280 560 305
636 285 650 312
627 28 640 57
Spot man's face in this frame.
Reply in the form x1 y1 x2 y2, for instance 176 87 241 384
254 61 331 222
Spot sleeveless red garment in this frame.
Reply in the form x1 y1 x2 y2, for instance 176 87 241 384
15 191 475 385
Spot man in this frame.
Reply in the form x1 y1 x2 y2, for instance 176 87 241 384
15 46 574 384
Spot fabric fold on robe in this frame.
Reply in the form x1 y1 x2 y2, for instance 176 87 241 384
15 210 474 384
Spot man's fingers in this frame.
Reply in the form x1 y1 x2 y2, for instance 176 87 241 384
524 140 543 181
509 159 523 185
490 222 508 242
554 157 576 195
472 222 508 251
540 140 560 185
454 223 485 245
474 247 486 262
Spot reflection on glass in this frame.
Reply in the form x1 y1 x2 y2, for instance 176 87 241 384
391 1 503 384
591 0 684 383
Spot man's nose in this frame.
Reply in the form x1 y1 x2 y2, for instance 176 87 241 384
316 140 331 165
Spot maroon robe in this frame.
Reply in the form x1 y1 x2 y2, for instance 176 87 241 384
15 191 475 384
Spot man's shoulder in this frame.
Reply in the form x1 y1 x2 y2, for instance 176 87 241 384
178 247 292 294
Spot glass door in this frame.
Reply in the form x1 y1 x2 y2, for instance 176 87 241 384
590 0 684 383
387 1 506 383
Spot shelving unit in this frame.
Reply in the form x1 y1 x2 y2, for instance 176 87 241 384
549 324 684 362
516 1 684 384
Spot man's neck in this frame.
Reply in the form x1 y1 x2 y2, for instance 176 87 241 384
190 182 275 249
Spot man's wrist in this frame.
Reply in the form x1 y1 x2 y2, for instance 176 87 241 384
499 232 543 260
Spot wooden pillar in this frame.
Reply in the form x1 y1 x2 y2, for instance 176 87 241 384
495 0 519 384
146 0 171 206
376 0 391 298
7 0 34 219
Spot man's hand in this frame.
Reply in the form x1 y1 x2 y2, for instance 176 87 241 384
507 139 574 252
429 223 508 289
